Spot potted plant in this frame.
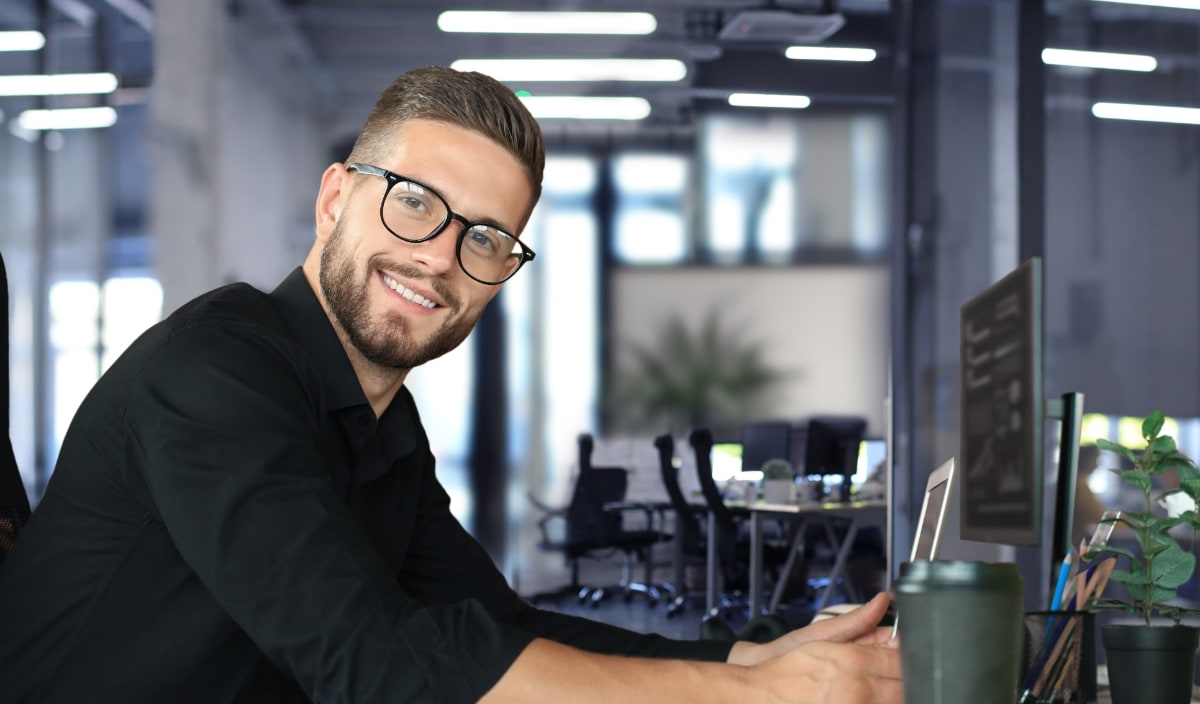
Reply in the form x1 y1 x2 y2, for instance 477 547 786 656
1083 410 1200 704
759 458 795 504
604 309 789 436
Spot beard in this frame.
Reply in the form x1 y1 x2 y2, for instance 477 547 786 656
319 218 480 370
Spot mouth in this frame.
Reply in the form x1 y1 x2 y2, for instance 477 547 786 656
380 272 441 310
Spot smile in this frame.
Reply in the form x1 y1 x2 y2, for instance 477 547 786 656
381 274 439 309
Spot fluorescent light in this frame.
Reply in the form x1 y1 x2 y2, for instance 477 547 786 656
1092 101 1200 124
728 92 811 109
1092 0 1200 9
1042 48 1156 72
785 46 877 62
0 30 45 52
438 11 656 35
0 73 119 97
18 106 118 130
518 96 651 120
451 59 686 82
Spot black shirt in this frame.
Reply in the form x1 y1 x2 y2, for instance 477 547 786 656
0 269 731 703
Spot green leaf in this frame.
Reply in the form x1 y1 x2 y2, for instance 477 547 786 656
1143 411 1165 441
1151 435 1177 456
1111 469 1151 494
1098 438 1138 466
1150 542 1195 590
1109 568 1149 587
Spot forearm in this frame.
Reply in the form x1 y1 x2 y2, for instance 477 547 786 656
480 638 752 704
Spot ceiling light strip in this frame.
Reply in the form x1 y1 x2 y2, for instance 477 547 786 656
1092 102 1200 124
0 72 119 96
728 92 811 109
1042 48 1156 72
1092 0 1200 10
519 96 650 120
0 30 45 52
451 59 686 82
18 106 118 130
438 11 656 35
785 46 877 62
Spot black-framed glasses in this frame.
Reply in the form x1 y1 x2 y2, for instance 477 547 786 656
346 162 535 285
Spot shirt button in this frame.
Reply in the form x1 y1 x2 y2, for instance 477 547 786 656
356 414 370 427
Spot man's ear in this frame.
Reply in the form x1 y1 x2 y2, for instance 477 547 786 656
314 163 348 241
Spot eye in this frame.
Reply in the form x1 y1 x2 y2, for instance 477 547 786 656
464 226 502 255
389 181 441 220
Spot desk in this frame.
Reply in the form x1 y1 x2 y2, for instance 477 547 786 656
704 499 886 616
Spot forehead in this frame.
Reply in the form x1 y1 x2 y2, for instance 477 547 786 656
377 119 533 230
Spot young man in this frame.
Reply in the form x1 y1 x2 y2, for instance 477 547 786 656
0 66 901 703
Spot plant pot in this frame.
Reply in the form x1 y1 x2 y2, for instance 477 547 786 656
1101 624 1200 704
761 479 793 504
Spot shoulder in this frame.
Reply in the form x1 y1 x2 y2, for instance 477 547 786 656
118 283 318 396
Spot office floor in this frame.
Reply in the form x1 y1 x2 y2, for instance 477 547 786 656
509 541 865 641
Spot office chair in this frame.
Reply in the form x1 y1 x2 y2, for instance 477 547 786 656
688 428 790 621
653 434 707 618
0 250 31 565
529 434 667 606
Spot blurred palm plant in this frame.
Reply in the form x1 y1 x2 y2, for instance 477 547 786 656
606 309 790 435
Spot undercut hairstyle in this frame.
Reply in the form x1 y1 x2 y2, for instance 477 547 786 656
347 65 545 209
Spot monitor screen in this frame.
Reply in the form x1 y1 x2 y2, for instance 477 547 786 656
740 421 792 473
710 442 743 482
856 438 887 484
802 416 867 499
959 257 1043 545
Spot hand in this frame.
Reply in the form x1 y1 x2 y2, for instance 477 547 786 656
746 638 903 704
728 592 896 667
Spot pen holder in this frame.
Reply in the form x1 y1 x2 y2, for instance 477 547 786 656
1020 611 1097 704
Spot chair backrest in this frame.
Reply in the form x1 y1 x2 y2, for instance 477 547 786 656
688 429 743 580
577 433 595 472
0 250 31 563
565 465 628 545
688 429 734 526
655 434 702 553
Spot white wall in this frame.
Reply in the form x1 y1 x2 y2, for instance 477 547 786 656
612 264 890 435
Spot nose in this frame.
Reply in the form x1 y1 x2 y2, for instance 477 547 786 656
408 220 461 276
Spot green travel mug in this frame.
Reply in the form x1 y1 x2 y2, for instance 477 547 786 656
893 561 1024 704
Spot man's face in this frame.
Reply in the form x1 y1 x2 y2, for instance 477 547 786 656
314 119 533 371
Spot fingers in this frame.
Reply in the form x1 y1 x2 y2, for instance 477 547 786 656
795 592 892 645
853 626 900 647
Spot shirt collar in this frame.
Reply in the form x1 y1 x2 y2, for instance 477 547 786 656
269 267 366 412
268 268 420 462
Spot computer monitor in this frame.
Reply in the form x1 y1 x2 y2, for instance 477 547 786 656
802 416 867 500
959 257 1043 545
740 420 792 473
856 437 888 484
710 442 743 482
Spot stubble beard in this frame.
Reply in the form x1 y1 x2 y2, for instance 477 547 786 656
319 218 480 371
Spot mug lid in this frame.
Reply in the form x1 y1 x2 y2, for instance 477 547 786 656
894 560 1023 592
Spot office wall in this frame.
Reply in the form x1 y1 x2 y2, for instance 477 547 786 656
611 265 890 436
150 1 325 314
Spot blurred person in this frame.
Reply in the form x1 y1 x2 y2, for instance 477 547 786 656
0 66 900 703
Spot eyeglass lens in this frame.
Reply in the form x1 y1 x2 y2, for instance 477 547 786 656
384 179 525 284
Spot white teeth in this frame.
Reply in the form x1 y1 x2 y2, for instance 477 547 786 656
382 275 437 309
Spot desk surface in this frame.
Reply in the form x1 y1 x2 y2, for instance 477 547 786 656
737 498 887 514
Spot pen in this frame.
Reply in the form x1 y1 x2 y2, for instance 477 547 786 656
1050 552 1072 611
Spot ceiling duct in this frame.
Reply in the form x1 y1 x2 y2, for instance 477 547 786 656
717 9 845 45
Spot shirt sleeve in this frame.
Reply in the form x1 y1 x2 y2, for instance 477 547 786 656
125 322 532 703
397 452 734 663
